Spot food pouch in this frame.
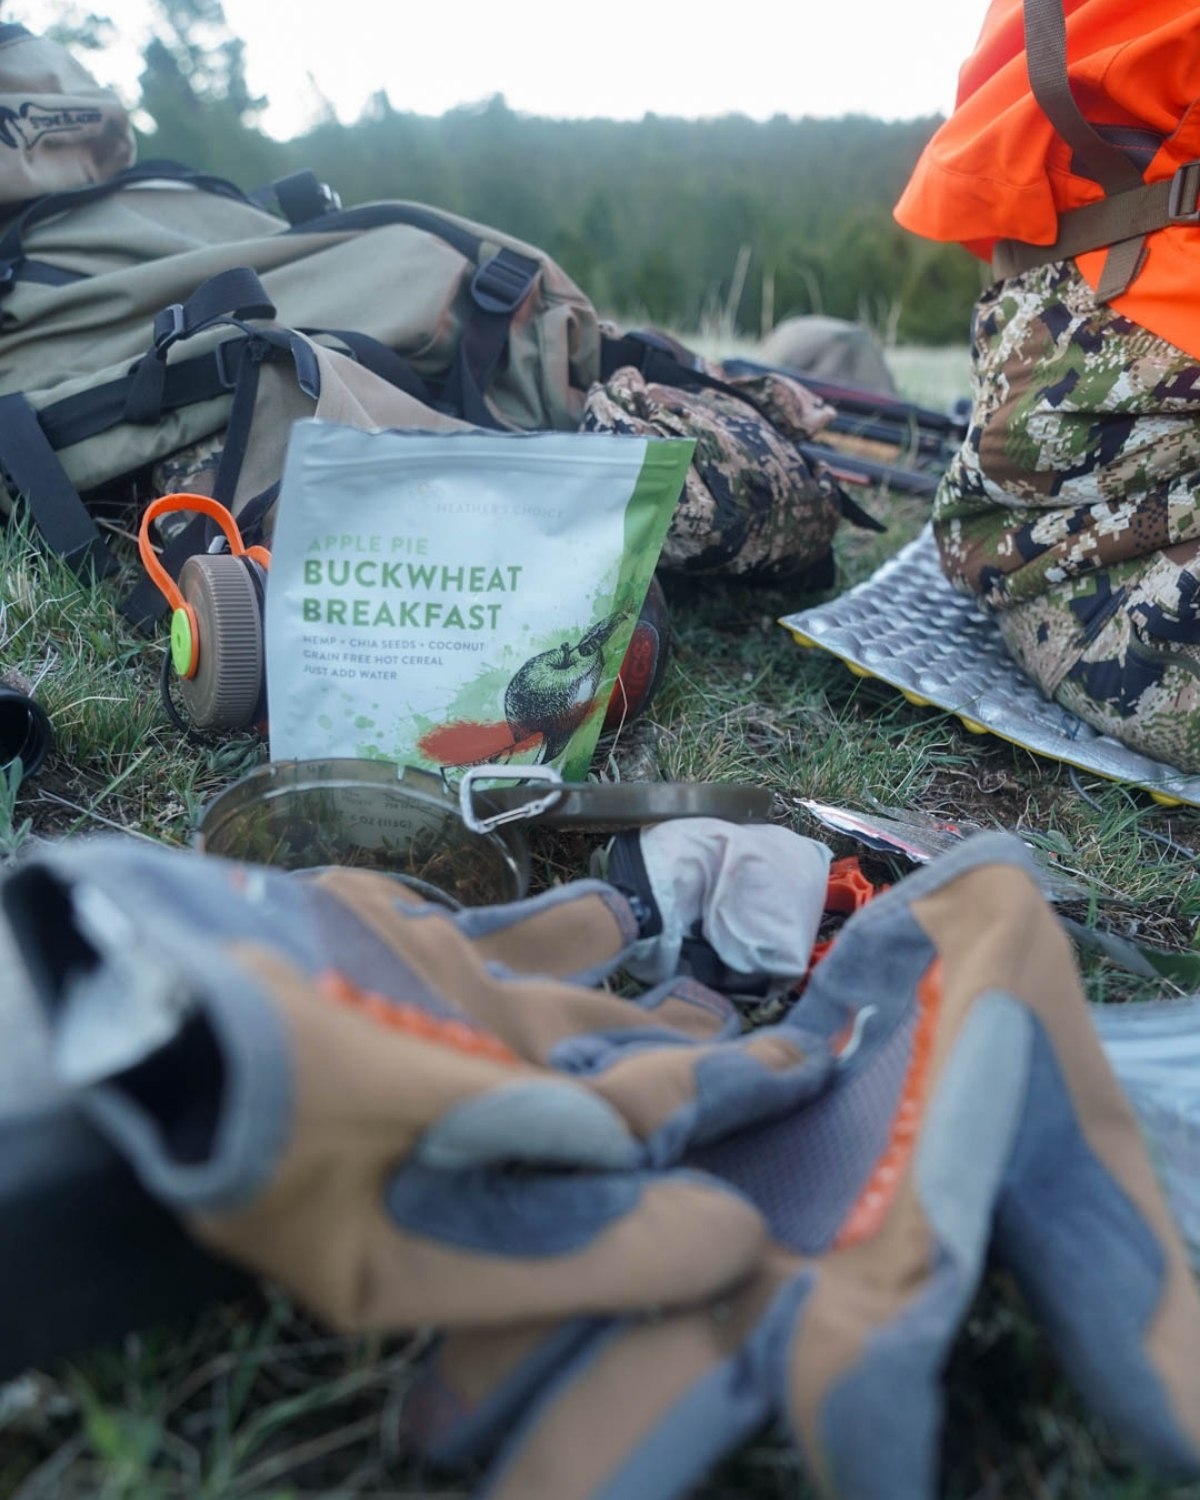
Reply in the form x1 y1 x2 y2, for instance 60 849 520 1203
264 422 692 778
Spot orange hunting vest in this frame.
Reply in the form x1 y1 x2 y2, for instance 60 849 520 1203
894 0 1200 361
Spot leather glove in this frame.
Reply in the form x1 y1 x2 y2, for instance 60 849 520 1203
405 833 1200 1499
3 834 833 1334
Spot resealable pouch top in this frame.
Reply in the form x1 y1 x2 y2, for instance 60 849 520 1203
263 422 692 779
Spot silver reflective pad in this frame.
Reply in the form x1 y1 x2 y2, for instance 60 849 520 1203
781 527 1200 809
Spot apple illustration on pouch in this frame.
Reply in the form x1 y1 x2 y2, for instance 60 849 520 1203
504 611 626 761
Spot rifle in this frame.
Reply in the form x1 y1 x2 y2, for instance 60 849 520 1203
720 356 967 480
799 443 941 499
720 356 969 445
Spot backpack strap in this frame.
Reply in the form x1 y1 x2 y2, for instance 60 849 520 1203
251 169 341 227
308 329 436 407
11 260 437 617
0 161 261 299
0 394 114 577
441 248 542 427
119 322 320 632
992 0 1200 298
122 267 277 424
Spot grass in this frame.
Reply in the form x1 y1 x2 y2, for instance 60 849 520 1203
2 408 1200 1498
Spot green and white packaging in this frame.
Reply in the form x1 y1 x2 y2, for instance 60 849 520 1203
264 422 692 778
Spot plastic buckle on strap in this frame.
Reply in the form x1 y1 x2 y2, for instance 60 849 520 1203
470 249 539 316
459 764 564 834
213 337 245 390
152 302 187 349
1168 160 1200 224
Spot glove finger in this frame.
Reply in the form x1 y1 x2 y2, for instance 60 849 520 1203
753 837 1051 1498
37 907 767 1334
913 848 1200 1473
414 1079 637 1170
402 1319 603 1467
312 869 637 985
473 1262 800 1500
553 1027 833 1166
446 880 641 984
310 869 731 1062
376 1163 765 1328
781 1249 960 1500
624 974 740 1038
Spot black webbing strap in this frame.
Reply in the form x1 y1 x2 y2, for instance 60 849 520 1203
271 170 341 226
36 338 248 452
310 328 436 406
119 329 321 632
207 329 318 509
994 0 1200 299
120 513 209 632
123 267 276 424
0 161 258 299
602 331 784 413
442 248 540 426
35 325 419 455
229 481 280 546
0 394 114 577
209 339 270 511
282 201 483 259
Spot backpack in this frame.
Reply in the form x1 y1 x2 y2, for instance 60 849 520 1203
990 0 1199 303
0 26 860 624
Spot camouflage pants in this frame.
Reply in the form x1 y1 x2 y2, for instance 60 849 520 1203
935 260 1200 773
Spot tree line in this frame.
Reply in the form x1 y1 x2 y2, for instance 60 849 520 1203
21 0 985 345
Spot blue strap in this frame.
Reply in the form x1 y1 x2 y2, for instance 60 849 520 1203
0 394 113 577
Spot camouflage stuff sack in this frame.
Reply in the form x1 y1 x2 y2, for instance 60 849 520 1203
582 364 846 580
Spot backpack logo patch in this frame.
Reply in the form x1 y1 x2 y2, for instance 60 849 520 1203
0 101 103 150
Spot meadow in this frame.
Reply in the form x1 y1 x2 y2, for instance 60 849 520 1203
1 345 1198 1500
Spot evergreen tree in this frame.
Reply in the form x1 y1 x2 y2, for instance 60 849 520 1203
135 0 280 184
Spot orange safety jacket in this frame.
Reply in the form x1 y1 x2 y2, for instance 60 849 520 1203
894 0 1200 361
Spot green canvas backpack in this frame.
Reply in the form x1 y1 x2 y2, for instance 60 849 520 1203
0 25 864 626
1 30 618 594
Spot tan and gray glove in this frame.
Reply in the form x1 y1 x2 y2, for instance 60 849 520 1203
405 834 1200 1499
3 835 832 1334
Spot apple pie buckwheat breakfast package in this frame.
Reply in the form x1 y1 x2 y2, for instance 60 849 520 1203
264 421 692 777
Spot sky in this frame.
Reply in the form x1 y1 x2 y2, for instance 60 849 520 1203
9 0 987 138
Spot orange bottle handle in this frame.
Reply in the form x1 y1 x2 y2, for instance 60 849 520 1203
137 492 271 614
